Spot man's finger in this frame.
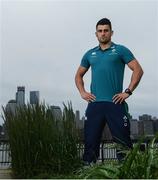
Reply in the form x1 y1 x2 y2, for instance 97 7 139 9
112 94 119 99
114 96 122 104
89 95 96 100
113 95 120 102
120 97 124 103
90 94 96 99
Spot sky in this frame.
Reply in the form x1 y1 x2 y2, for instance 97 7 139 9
0 0 158 124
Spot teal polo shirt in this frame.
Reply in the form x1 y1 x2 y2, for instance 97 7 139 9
80 42 135 102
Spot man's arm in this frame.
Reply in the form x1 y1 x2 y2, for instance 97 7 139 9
126 59 144 92
113 59 144 104
75 66 96 102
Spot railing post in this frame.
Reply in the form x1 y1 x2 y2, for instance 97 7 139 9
101 141 104 162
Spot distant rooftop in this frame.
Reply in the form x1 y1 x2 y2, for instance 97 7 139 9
8 99 16 103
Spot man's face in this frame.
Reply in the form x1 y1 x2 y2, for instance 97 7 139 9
96 25 113 44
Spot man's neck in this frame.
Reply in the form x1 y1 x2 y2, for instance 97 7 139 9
99 41 112 50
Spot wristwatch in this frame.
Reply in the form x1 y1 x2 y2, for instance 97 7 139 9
124 88 132 96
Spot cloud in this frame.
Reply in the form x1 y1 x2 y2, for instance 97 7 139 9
1 0 158 125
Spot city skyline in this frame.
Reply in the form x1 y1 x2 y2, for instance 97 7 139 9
1 85 157 124
1 0 158 123
1 85 158 139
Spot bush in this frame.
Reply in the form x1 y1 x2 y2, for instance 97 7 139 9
78 135 158 179
2 103 82 178
119 135 158 179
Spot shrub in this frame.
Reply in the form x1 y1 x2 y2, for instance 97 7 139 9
78 135 158 179
2 102 82 178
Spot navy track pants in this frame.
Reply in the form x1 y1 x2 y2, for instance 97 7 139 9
83 101 132 163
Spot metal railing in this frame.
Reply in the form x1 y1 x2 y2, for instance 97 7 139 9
78 141 118 162
0 139 11 168
0 140 119 168
0 139 157 168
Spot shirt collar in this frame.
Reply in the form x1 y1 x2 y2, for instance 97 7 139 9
96 42 115 51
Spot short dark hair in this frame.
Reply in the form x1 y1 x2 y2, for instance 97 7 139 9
96 18 112 30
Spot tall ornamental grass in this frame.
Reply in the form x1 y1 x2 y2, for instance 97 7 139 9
78 135 158 179
2 103 82 178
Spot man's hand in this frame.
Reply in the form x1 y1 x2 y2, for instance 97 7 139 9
112 92 129 104
81 91 96 102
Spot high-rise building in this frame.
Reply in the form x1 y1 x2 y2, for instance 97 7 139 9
138 120 144 136
139 114 152 121
75 110 80 121
50 106 62 120
77 116 85 140
16 86 25 105
5 99 17 115
143 120 154 136
138 114 154 137
153 119 158 133
30 91 40 105
130 119 139 139
75 111 84 129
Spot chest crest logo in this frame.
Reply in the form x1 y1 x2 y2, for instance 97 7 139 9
92 52 96 55
109 48 118 55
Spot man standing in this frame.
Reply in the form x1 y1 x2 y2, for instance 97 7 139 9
75 18 143 164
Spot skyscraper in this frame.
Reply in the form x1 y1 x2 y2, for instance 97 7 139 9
139 114 152 121
75 110 80 121
138 120 144 136
130 119 139 139
75 110 84 129
143 120 154 136
30 91 40 105
16 86 25 105
50 106 62 120
5 99 17 115
153 119 158 133
139 114 154 137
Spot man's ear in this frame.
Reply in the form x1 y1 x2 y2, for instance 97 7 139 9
95 31 97 37
111 30 114 36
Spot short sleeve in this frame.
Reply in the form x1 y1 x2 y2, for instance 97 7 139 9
80 52 90 69
119 45 135 64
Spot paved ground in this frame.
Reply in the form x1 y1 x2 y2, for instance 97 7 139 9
0 169 12 179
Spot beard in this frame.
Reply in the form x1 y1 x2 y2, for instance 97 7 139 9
98 36 111 44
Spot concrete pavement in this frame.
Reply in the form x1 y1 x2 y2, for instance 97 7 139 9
0 169 12 179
